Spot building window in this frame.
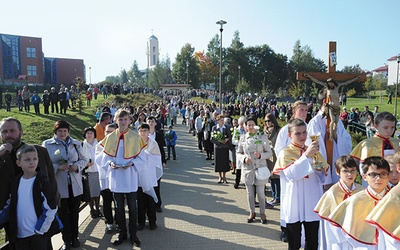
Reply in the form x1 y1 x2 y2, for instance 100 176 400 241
153 46 155 53
27 47 36 58
153 55 156 65
27 65 37 76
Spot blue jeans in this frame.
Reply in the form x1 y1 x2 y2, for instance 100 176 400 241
113 192 137 236
270 178 281 202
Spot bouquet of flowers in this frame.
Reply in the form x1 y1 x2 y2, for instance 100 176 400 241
231 127 241 141
165 131 173 140
54 149 68 164
212 130 225 142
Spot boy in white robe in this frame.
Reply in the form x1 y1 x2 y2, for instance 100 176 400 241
328 156 391 249
314 155 364 250
273 119 327 250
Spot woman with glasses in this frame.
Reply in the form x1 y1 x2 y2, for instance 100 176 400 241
264 113 282 206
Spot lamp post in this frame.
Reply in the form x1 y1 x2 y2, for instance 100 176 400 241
89 67 92 84
186 61 189 85
263 70 267 94
216 19 227 111
238 65 241 84
395 55 400 118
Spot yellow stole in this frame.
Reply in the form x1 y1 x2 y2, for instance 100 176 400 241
328 187 390 245
350 135 400 161
314 181 364 219
100 129 147 159
365 184 400 241
273 143 329 175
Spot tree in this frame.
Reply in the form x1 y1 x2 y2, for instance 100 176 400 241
290 40 327 97
171 43 200 88
194 50 218 88
105 75 120 84
235 78 250 95
148 58 172 90
120 69 128 84
339 65 366 96
127 60 145 87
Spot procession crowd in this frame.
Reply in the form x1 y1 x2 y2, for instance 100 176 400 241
0 86 399 250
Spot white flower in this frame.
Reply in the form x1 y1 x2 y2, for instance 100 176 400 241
54 149 60 155
254 126 260 131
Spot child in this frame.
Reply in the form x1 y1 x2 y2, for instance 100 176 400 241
165 125 177 160
365 151 400 249
136 123 162 230
314 155 364 250
328 156 391 249
273 118 328 250
0 145 61 249
351 112 400 187
95 107 102 122
384 154 399 187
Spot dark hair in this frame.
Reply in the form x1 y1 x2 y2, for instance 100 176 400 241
361 156 390 174
53 120 70 134
264 113 281 130
374 111 396 126
83 127 97 139
16 144 37 160
146 116 156 122
245 115 258 125
0 117 22 131
288 118 306 133
335 155 358 172
100 112 112 122
138 123 150 130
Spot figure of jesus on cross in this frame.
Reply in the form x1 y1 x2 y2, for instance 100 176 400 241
304 73 360 141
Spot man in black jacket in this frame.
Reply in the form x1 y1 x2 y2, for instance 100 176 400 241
49 87 59 114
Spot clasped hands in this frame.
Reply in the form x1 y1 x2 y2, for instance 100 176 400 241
58 162 78 172
244 151 261 164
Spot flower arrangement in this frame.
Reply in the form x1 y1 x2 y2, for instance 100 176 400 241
232 127 241 141
212 130 225 142
249 126 264 145
54 149 68 164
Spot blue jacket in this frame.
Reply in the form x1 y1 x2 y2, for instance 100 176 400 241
165 130 177 146
31 94 41 104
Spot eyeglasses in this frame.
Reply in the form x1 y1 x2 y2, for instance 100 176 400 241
342 170 357 175
366 172 389 179
265 120 271 123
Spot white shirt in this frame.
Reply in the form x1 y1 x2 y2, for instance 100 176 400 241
17 177 37 238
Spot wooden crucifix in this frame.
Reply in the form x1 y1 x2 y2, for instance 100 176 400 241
297 41 366 167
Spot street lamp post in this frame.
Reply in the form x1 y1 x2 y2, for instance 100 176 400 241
395 55 400 118
186 61 189 85
238 65 241 84
89 67 92 84
264 70 267 94
216 19 227 111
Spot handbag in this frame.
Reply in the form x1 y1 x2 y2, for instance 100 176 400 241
255 166 271 180
81 172 91 202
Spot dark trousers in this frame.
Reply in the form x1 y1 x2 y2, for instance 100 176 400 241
51 102 59 113
113 192 137 236
286 221 319 250
23 100 30 111
6 102 11 112
59 186 81 243
33 103 40 114
137 188 156 225
155 178 162 209
100 188 114 225
167 145 176 159
44 104 50 114
15 234 48 250
235 169 242 185
197 132 204 150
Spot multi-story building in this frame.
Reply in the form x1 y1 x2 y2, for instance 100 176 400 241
0 33 84 86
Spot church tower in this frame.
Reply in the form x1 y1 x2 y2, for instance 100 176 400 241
147 34 159 68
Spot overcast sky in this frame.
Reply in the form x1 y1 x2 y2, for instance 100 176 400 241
2 0 399 83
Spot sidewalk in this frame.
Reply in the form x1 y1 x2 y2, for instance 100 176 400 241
55 117 288 249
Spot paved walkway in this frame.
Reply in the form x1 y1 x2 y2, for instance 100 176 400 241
53 117 288 249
